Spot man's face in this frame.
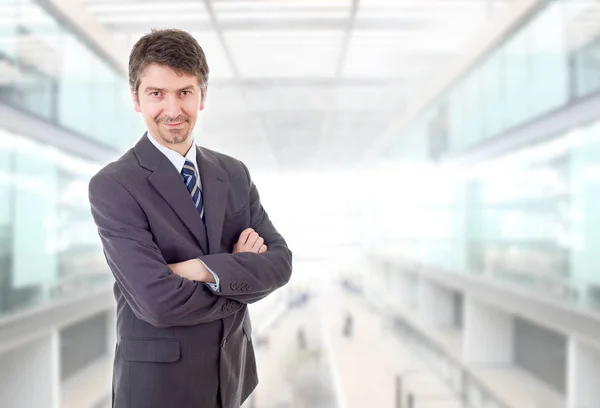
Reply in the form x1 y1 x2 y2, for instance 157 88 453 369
132 63 207 147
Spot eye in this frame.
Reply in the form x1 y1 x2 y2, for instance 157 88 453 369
150 91 161 97
181 90 192 96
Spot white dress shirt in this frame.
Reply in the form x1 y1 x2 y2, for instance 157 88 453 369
147 132 220 292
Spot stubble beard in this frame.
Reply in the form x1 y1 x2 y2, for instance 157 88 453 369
158 126 190 145
156 116 192 145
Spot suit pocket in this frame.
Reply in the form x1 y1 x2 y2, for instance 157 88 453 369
120 337 181 363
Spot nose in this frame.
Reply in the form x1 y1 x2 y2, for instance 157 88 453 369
162 94 182 119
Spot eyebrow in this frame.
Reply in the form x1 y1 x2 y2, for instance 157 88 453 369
144 86 195 93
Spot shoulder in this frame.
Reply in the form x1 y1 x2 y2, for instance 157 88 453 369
199 146 251 180
89 149 144 193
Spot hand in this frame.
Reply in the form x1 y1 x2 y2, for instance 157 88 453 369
233 228 267 254
168 259 214 283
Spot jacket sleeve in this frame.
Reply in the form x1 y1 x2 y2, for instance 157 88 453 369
89 171 242 328
200 162 293 304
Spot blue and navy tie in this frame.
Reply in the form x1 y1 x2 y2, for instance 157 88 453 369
181 159 205 220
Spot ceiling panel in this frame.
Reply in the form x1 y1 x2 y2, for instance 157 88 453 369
341 30 473 78
212 0 353 11
225 30 344 78
242 85 334 112
191 32 236 80
81 0 512 171
333 84 406 111
85 1 208 15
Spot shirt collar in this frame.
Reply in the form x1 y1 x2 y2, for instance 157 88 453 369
146 131 197 174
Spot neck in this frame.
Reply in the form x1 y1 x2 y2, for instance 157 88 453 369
170 141 193 157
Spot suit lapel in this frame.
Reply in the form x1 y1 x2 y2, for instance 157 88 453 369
148 160 209 253
134 134 209 254
196 146 228 254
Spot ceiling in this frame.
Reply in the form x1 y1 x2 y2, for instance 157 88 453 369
82 0 511 172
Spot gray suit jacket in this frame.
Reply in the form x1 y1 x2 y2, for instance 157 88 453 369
88 134 293 408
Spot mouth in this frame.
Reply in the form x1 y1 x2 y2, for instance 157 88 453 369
162 121 186 128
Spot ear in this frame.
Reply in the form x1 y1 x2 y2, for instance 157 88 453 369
199 85 209 111
130 87 141 112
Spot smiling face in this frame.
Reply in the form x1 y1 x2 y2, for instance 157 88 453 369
132 63 207 152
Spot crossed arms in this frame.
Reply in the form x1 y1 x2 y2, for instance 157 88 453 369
88 168 292 329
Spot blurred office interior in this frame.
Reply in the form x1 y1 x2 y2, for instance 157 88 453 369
1 0 600 407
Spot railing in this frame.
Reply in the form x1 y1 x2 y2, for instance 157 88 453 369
362 292 511 408
392 316 509 408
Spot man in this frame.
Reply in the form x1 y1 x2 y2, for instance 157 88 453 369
88 29 292 408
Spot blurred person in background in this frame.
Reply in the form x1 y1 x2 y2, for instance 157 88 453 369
343 311 354 338
88 29 292 408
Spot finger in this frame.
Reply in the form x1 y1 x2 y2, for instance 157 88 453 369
238 228 255 245
246 232 260 247
252 237 264 251
258 244 267 254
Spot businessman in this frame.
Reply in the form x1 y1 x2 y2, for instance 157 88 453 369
88 29 293 408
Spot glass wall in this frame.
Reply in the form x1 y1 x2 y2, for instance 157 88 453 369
0 0 146 317
376 0 600 313
469 156 572 298
0 128 109 317
0 0 142 150
373 118 600 312
391 0 600 159
573 36 600 98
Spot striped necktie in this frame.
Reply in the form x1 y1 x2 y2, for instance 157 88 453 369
181 159 205 220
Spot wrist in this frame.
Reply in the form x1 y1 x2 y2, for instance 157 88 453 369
196 259 215 283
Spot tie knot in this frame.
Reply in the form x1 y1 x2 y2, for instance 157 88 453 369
182 160 196 178
183 159 196 172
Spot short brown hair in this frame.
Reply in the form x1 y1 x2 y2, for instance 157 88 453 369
129 29 209 100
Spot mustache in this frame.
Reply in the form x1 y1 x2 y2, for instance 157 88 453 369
157 116 189 123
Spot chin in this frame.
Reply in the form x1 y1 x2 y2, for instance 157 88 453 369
159 129 190 145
